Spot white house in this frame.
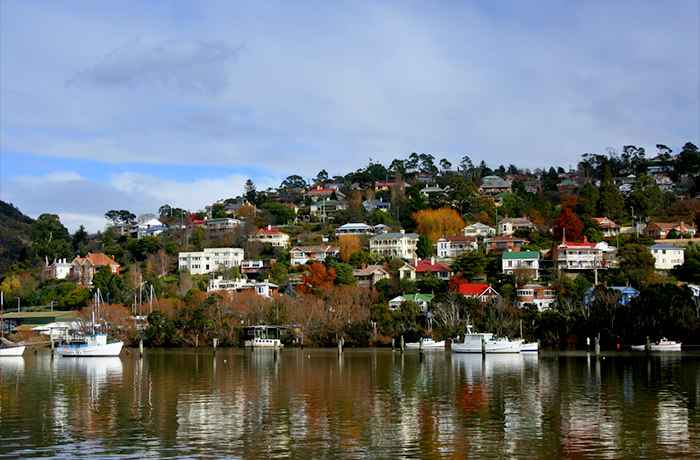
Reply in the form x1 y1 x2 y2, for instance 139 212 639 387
131 218 168 239
497 216 536 236
249 226 290 249
648 244 685 270
436 236 477 259
44 258 72 280
369 230 419 260
178 248 244 275
207 276 278 298
554 236 608 271
336 223 374 236
502 250 540 280
462 222 496 239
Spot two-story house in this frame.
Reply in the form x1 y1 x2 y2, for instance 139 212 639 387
436 235 477 259
553 236 606 271
484 235 529 255
497 216 536 236
592 217 621 238
178 248 244 275
516 284 556 310
502 250 540 280
369 230 419 260
289 245 340 267
248 226 290 249
70 253 120 286
353 264 391 289
648 244 685 270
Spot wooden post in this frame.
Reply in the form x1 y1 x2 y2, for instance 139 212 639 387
645 336 650 352
419 338 424 356
481 337 486 354
400 336 405 353
595 337 600 357
213 338 218 350
391 337 395 350
139 339 144 357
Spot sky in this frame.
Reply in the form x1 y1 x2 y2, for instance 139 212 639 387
1 0 698 234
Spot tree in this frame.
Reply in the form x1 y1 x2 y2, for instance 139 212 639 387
576 183 599 217
598 165 625 220
439 158 452 174
616 243 656 288
32 213 72 260
553 207 583 242
413 207 465 244
297 262 336 295
677 142 700 175
244 179 257 205
279 175 308 193
326 259 356 285
104 210 136 226
416 234 432 259
338 235 361 263
451 251 487 281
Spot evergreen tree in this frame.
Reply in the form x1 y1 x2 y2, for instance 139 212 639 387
597 165 625 220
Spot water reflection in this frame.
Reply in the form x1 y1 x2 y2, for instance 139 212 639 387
1 350 699 459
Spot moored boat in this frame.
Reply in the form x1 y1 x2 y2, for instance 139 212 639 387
520 342 539 352
451 326 523 353
56 333 123 357
630 344 646 351
1 292 25 357
649 338 681 352
405 338 446 349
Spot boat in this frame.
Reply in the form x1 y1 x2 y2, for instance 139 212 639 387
243 325 284 348
56 333 123 357
520 342 539 352
649 338 681 352
630 344 646 351
451 326 523 353
405 338 446 349
0 292 25 357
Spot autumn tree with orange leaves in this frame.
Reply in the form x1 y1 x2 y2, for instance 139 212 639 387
297 262 336 295
553 207 583 242
413 207 465 243
338 234 361 263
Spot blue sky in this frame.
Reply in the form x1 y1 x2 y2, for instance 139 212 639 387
1 0 698 233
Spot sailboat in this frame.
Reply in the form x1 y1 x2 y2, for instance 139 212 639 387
0 291 26 357
56 290 123 357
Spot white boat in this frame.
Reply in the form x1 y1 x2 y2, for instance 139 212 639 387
0 292 25 357
649 338 681 352
451 326 523 353
56 333 123 357
405 338 446 349
520 342 539 353
243 325 284 348
630 344 646 351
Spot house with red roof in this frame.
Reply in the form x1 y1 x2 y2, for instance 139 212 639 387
409 258 452 280
290 245 340 267
484 235 528 255
642 221 697 239
554 236 608 271
304 186 346 202
70 253 120 286
249 226 290 249
459 283 501 302
592 217 621 238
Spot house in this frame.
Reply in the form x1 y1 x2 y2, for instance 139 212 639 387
388 293 433 313
44 258 72 280
462 222 496 239
207 277 279 298
131 217 167 239
336 223 375 236
249 226 290 249
643 221 697 239
398 263 417 280
459 283 501 302
374 181 409 191
353 264 391 289
408 258 452 280
289 245 340 267
309 199 348 220
497 216 536 236
516 284 556 310
241 259 277 276
369 230 419 260
436 235 477 259
479 175 512 194
648 244 685 270
592 217 621 238
362 198 391 213
502 250 540 280
583 285 639 307
193 218 242 236
484 235 529 255
554 236 607 271
373 224 390 234
420 185 448 198
304 187 346 202
178 248 244 275
70 253 120 286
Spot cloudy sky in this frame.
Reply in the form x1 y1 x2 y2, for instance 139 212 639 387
1 0 698 233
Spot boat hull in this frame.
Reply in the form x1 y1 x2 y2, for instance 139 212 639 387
451 339 523 353
405 339 445 349
56 341 123 357
244 339 283 348
520 342 539 352
649 343 681 352
630 344 646 351
0 345 26 357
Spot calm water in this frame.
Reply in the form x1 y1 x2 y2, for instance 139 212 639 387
1 348 699 459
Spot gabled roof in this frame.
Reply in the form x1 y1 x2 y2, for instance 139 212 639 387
593 217 619 228
290 245 340 253
250 227 288 236
389 293 434 303
410 258 451 273
353 265 390 277
74 253 119 267
459 283 500 297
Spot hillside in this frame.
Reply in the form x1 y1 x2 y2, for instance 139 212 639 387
0 201 36 273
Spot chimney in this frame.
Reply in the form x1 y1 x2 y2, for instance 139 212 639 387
626 281 629 287
431 257 435 265
362 263 366 269
677 280 682 287
267 225 271 230
584 235 588 243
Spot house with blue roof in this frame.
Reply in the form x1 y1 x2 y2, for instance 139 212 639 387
583 285 640 308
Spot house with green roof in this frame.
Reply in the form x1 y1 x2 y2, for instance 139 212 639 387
502 250 540 280
388 293 434 313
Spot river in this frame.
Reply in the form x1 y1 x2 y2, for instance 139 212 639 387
1 348 699 459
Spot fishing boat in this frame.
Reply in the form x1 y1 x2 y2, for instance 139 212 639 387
451 326 523 353
56 333 123 357
520 342 539 352
0 292 25 357
405 338 446 349
649 338 681 352
56 291 123 357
